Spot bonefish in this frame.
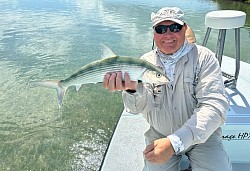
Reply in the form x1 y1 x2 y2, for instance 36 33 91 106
34 45 168 107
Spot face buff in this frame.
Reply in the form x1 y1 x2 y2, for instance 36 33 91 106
156 40 194 88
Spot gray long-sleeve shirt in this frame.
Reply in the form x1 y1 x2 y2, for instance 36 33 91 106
122 44 229 151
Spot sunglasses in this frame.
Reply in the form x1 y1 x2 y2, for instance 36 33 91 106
154 23 183 34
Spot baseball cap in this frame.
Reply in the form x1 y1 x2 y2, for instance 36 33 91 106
151 7 185 27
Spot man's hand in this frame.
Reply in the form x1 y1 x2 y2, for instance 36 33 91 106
103 71 137 92
144 138 175 163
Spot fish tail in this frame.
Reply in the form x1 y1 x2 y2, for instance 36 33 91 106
33 80 66 108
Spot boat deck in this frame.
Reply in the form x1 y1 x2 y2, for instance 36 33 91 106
101 56 250 171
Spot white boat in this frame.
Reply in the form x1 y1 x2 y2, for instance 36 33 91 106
100 11 250 171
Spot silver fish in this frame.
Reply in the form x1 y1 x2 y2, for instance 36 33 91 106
34 45 168 107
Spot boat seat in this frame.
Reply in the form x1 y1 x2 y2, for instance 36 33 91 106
202 10 246 88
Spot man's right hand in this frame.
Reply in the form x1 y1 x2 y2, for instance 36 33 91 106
103 71 137 92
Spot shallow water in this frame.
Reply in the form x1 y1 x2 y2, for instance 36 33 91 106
0 0 250 170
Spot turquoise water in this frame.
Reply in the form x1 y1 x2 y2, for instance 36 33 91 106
0 0 250 170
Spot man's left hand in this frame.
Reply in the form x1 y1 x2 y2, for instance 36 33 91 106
143 138 175 163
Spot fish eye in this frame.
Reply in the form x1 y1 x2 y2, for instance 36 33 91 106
156 73 162 78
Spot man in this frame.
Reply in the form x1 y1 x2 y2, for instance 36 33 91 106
103 7 232 171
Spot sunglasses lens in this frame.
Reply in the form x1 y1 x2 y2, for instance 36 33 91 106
154 24 183 34
169 24 183 32
155 25 167 34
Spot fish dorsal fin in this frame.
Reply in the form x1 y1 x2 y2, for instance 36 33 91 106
100 43 117 59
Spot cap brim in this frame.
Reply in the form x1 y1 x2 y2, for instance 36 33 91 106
153 18 184 27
